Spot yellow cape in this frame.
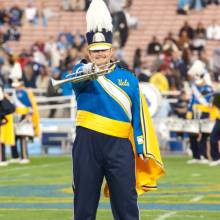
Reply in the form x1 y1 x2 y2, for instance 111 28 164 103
27 89 40 137
0 114 15 146
104 91 165 196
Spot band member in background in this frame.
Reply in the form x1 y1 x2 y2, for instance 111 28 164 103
186 60 213 164
11 78 40 164
64 1 165 219
194 93 220 166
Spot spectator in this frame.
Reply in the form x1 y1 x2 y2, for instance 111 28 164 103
198 49 210 71
206 0 219 5
25 2 37 25
112 10 129 48
72 30 85 51
108 0 126 13
177 0 191 15
207 20 220 40
192 22 206 52
178 30 191 51
171 50 188 81
172 90 188 118
182 47 192 67
61 0 85 11
57 35 70 53
163 32 179 52
4 25 20 41
18 49 31 69
32 46 47 67
44 36 60 67
58 27 74 45
0 57 5 85
61 0 71 11
37 2 59 27
0 2 8 26
164 32 178 45
0 27 6 45
137 62 151 82
190 0 206 9
147 36 162 55
133 48 142 71
36 66 50 90
211 48 220 81
8 54 22 83
179 21 194 40
123 6 138 29
23 62 38 88
149 65 170 92
71 0 85 11
9 3 23 26
32 39 45 54
195 22 206 39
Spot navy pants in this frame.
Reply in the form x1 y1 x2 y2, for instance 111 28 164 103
189 134 200 159
189 133 208 159
210 120 220 161
72 126 139 220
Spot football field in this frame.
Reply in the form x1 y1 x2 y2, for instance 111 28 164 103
0 155 220 220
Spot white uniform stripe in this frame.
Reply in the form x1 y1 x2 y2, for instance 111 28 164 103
12 91 26 108
97 76 132 120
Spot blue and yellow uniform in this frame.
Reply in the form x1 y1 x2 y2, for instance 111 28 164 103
11 88 40 161
70 62 164 194
194 100 220 162
71 1 163 219
187 83 213 161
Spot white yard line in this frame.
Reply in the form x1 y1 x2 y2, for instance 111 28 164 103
156 211 177 220
190 195 204 202
0 161 68 174
191 173 201 177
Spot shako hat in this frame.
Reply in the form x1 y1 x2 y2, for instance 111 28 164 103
86 0 113 51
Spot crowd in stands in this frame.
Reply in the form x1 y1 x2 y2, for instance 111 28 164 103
177 0 220 15
133 18 220 94
0 0 219 103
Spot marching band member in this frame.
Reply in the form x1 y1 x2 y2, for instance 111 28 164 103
63 0 165 219
186 60 213 164
11 78 40 164
194 93 220 166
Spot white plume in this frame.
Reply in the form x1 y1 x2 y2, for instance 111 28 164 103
86 0 113 32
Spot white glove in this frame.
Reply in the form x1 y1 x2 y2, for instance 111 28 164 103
82 63 94 74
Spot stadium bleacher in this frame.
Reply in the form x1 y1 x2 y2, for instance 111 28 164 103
3 0 220 66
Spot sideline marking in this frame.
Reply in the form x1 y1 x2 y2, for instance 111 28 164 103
192 173 201 177
156 211 176 220
0 161 68 174
190 196 204 202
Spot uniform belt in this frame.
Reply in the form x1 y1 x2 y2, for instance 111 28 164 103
76 110 131 138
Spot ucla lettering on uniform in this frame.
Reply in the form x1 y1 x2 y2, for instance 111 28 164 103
118 79 130 87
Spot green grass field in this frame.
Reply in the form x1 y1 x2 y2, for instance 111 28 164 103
0 155 220 220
